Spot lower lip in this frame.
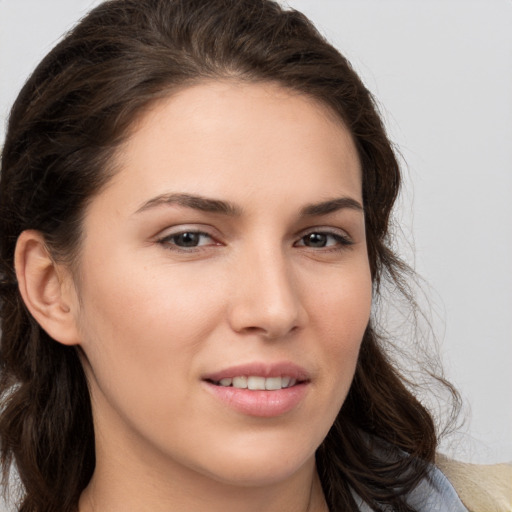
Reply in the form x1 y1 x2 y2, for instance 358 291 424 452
203 381 309 418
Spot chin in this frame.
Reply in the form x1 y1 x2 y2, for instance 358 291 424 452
191 435 318 487
204 459 314 488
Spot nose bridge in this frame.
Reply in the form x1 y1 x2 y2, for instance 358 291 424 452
228 239 305 338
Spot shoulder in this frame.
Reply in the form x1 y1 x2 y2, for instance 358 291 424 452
402 462 469 512
352 458 469 512
351 450 510 512
435 453 512 512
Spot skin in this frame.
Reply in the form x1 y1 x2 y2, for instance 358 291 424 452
17 81 372 512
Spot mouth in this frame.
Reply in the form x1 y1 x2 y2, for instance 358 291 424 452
202 361 309 389
202 362 310 417
206 375 299 390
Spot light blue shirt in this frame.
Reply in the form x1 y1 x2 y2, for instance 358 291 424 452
354 465 469 511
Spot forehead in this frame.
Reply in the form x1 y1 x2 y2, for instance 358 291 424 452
100 81 362 215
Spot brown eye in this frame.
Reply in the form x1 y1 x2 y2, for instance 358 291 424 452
303 233 328 248
159 231 214 249
296 231 352 249
172 232 202 247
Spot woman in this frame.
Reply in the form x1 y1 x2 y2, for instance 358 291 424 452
0 0 467 511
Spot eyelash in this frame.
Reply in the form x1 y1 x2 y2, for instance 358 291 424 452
156 229 353 252
294 230 353 250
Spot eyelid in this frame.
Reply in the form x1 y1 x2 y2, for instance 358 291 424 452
155 223 218 239
299 226 352 239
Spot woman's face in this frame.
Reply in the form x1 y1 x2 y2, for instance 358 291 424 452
71 81 372 487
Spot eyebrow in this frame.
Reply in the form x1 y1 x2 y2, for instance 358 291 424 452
135 193 363 217
135 193 242 216
300 197 363 216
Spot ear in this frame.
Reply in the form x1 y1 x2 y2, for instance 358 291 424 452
14 230 80 346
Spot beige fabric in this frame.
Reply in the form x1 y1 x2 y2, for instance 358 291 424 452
436 453 512 512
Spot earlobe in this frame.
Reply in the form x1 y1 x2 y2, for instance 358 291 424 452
14 230 80 346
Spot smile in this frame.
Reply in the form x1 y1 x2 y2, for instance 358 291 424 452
211 376 298 390
202 363 310 417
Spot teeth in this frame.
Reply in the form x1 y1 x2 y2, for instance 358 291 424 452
247 376 266 390
216 376 297 390
232 376 247 389
265 377 282 390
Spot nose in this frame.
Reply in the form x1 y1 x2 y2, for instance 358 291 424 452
227 246 308 339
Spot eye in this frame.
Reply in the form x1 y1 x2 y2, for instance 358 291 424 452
295 231 352 249
158 230 216 249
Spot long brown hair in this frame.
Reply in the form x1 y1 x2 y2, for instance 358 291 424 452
0 1 458 511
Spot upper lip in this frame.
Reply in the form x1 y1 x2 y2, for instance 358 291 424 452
202 361 310 383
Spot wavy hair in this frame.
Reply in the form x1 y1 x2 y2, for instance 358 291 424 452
0 1 458 511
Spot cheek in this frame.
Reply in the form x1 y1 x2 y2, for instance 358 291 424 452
310 266 372 383
74 251 232 398
311 262 372 331
74 264 217 447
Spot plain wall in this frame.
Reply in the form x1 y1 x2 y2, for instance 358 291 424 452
1 0 511 468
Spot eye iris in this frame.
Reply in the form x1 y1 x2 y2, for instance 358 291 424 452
305 233 327 247
175 232 200 247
